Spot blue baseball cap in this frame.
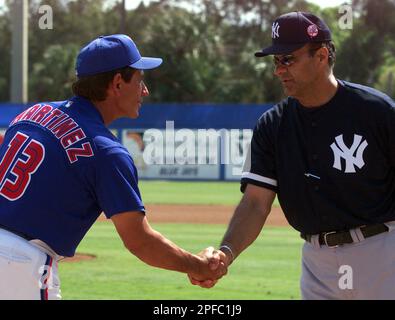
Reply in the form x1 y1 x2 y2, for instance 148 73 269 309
76 34 163 77
255 12 332 57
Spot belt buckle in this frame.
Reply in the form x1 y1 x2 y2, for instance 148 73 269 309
323 231 339 248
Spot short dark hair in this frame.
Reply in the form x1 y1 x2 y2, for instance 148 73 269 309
72 67 136 101
309 41 336 67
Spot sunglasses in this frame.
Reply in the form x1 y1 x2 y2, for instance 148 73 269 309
273 47 322 68
273 55 295 67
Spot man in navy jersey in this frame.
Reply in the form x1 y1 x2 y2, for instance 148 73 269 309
0 34 226 300
191 12 395 299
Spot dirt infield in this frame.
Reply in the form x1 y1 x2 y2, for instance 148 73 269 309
62 253 96 263
98 204 289 227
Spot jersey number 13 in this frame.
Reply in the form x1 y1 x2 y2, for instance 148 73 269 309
0 132 45 201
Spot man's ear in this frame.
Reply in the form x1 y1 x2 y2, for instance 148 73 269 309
319 47 329 63
110 73 123 96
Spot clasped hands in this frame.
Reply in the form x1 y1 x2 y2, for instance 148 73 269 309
187 246 231 288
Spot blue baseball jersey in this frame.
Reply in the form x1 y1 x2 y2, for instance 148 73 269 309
242 80 395 234
0 96 145 257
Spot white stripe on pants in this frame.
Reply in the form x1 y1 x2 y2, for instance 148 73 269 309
0 228 61 300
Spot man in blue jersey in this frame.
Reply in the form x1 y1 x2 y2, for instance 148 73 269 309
192 12 395 299
0 34 226 300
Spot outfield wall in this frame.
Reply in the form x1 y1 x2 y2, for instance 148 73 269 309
0 102 273 181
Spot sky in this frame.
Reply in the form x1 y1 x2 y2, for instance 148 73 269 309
124 0 351 10
0 0 352 12
306 0 351 7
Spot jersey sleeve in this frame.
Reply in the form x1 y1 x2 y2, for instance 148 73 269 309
94 146 145 218
385 99 395 167
241 110 279 193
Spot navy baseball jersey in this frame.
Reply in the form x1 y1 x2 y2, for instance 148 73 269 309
242 80 395 234
0 96 145 257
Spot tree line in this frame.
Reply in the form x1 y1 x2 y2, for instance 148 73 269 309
0 0 394 104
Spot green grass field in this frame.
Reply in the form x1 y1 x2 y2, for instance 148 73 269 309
59 181 296 300
59 222 302 300
138 180 280 206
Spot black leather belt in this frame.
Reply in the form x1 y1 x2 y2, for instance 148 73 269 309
301 223 389 248
0 224 34 241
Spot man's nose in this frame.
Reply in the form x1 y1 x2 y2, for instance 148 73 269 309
273 64 287 77
142 82 149 97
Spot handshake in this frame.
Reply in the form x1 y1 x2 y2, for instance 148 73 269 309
187 246 233 289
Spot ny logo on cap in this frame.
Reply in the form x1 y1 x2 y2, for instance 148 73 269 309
272 22 280 39
330 134 368 173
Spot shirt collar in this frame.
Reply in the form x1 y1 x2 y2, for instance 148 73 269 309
69 96 106 124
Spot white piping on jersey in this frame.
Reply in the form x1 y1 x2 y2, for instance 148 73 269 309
304 173 321 180
241 172 278 187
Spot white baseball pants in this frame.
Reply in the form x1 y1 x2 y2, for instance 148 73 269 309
0 228 62 300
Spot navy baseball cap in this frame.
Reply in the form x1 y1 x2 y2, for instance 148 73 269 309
76 34 163 77
255 12 332 57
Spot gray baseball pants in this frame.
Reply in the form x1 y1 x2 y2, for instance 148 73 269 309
301 222 395 300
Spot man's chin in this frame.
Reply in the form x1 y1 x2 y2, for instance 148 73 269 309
282 87 291 96
129 105 140 119
283 86 297 97
125 111 139 119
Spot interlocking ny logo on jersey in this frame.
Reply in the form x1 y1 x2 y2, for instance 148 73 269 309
272 22 280 39
330 134 368 173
